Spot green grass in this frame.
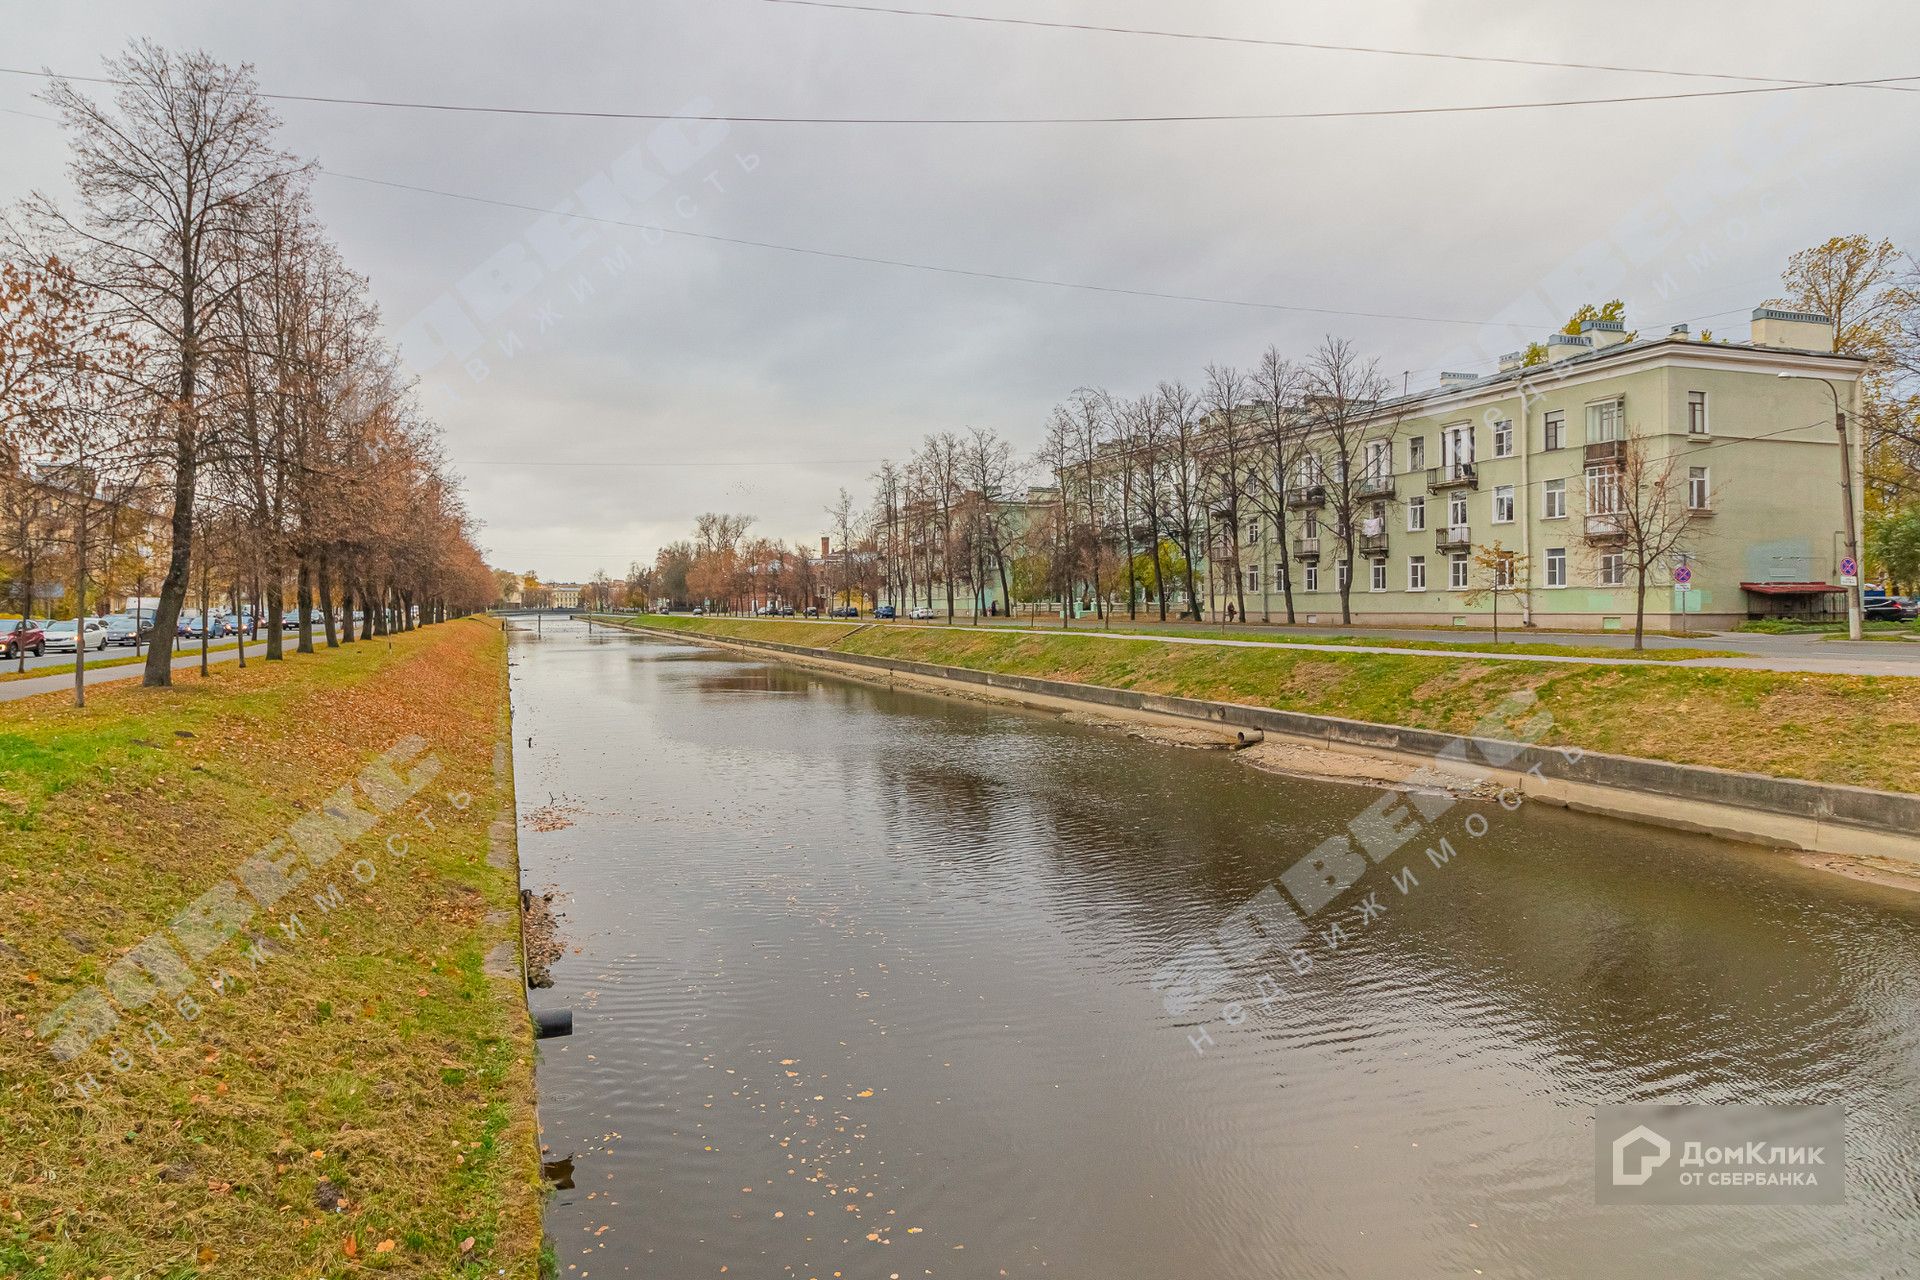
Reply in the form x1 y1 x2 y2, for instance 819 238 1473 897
1739 617 1920 637
611 613 1920 793
0 619 543 1279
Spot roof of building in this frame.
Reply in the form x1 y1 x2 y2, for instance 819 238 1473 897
1739 581 1842 596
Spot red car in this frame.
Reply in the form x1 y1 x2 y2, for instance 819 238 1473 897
3 618 47 659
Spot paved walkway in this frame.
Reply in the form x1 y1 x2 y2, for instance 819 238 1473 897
670 616 1920 678
0 645 246 703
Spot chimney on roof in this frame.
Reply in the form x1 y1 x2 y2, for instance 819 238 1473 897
1498 350 1526 372
1669 323 1690 338
1580 317 1629 350
1439 370 1479 389
1749 306 1834 353
1545 333 1592 363
820 535 830 559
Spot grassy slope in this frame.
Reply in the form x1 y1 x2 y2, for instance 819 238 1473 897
0 619 542 1279
621 614 1920 793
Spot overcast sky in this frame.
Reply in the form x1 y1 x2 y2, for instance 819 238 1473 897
4 1 1916 580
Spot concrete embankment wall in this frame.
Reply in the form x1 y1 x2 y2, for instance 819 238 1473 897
607 620 1920 864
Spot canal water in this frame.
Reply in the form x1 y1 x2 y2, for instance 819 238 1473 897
508 619 1920 1279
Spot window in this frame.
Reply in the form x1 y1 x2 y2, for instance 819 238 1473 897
1370 558 1387 592
1365 439 1391 483
1586 398 1624 443
1546 547 1567 588
1449 553 1469 589
1442 423 1474 467
1600 553 1626 586
1304 563 1318 592
1688 390 1709 435
1585 465 1621 514
1493 419 1514 457
1408 555 1427 591
1295 456 1320 489
1493 484 1515 524
1336 559 1350 591
1245 517 1261 546
1494 553 1517 589
1408 436 1426 469
1543 410 1565 451
1304 510 1319 537
1688 466 1710 510
1273 563 1285 589
1448 492 1469 528
1246 565 1260 592
1543 477 1567 519
1406 495 1426 531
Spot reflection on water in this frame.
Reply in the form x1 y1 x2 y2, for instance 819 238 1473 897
509 620 1920 1279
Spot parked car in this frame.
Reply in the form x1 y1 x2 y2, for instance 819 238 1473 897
691 606 704 615
45 618 109 653
874 605 896 619
827 606 860 618
803 606 819 617
777 605 795 616
909 607 936 620
3 618 46 658
1863 596 1918 622
100 614 151 647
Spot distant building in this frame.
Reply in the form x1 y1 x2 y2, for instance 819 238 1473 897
547 582 584 609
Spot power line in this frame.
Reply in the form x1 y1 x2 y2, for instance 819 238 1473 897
320 168 1552 330
753 0 1920 93
4 64 1916 126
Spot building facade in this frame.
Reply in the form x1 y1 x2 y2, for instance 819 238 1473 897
1227 308 1864 630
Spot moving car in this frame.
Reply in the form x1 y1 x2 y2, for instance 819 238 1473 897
1863 596 1918 622
45 618 109 653
3 618 46 658
101 614 151 647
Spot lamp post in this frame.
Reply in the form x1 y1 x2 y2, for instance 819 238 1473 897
1778 373 1863 641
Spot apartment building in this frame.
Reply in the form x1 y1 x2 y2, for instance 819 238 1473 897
1229 306 1865 630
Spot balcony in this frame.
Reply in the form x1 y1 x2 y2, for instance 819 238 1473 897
1356 473 1396 499
1427 462 1478 491
1435 525 1473 551
1285 484 1327 509
1584 439 1625 465
1357 531 1390 555
1292 536 1322 559
1584 513 1626 541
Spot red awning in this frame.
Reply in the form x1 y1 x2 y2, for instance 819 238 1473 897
1739 581 1841 596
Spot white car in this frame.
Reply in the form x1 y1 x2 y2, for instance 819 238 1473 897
909 607 937 620
44 618 109 653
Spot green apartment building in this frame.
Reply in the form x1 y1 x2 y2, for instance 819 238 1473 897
1234 307 1866 630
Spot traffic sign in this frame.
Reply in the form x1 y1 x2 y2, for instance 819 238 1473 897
1841 556 1858 576
1672 563 1692 585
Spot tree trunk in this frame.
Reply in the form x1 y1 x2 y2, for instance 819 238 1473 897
318 551 339 647
233 577 247 668
266 575 285 660
72 509 88 709
296 555 316 654
142 424 197 687
1634 569 1648 650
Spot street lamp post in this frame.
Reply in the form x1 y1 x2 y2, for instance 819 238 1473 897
1778 373 1864 641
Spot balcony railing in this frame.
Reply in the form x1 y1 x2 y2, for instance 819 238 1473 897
1584 440 1625 465
1583 513 1626 540
1356 473 1396 499
1357 531 1390 555
1285 484 1327 509
1427 462 1478 491
1292 535 1322 559
1435 525 1473 550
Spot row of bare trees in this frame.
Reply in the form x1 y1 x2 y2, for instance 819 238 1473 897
1 42 495 703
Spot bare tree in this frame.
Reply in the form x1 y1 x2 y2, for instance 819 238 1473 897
1246 347 1307 624
1156 380 1206 619
28 41 308 686
1301 337 1398 625
1202 364 1257 624
1579 429 1712 648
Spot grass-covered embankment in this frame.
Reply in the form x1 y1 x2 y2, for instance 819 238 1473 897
618 614 1920 793
0 618 543 1278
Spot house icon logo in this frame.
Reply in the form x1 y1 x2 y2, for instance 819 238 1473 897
1612 1124 1672 1186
